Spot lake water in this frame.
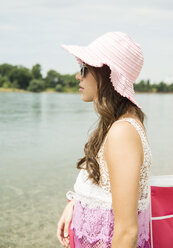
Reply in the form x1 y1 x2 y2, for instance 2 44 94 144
0 92 173 247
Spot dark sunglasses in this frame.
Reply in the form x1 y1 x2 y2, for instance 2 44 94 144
80 63 88 77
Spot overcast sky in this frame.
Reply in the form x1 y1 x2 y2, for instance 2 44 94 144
0 0 173 83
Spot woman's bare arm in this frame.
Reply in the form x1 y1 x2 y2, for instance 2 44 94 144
104 121 143 248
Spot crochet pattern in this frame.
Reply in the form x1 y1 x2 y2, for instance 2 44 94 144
66 118 152 247
70 199 150 247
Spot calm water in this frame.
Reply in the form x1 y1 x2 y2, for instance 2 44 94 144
0 92 173 247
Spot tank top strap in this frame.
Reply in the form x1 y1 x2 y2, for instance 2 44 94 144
115 117 149 146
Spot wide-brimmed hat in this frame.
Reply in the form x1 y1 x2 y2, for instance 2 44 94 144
61 31 144 109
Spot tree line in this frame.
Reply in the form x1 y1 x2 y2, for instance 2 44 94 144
0 63 173 93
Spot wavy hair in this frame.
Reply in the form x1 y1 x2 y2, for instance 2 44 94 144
76 63 147 185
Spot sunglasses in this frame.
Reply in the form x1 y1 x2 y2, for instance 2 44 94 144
80 62 88 78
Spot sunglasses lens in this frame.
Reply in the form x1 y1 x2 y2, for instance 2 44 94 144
80 65 83 77
83 67 88 77
80 63 88 77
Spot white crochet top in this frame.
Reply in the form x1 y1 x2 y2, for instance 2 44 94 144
66 118 152 211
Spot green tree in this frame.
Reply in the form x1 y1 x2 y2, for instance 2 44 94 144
9 66 32 89
168 83 173 92
134 80 145 92
146 79 151 92
27 79 46 92
157 81 168 92
55 84 63 92
0 75 9 87
134 80 151 92
12 80 20 89
45 70 63 88
0 63 14 77
3 81 12 88
31 64 42 79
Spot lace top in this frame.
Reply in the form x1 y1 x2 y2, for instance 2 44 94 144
66 117 152 212
66 118 152 247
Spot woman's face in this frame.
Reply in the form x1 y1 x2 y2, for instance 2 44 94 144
75 65 98 102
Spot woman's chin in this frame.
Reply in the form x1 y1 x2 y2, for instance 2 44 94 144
81 94 93 102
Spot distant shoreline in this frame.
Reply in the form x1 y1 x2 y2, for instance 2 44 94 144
0 87 173 94
0 88 79 93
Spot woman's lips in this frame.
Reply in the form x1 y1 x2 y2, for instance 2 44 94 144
79 85 84 88
79 85 84 91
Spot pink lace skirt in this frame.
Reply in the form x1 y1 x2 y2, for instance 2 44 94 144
69 199 150 248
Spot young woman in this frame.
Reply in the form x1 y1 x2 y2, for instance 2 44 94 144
57 32 152 248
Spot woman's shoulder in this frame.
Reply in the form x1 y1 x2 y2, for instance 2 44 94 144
104 118 144 165
106 117 147 144
107 117 143 142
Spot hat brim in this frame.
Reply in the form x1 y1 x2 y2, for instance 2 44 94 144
61 44 104 67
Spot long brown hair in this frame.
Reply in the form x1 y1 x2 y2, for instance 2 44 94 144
76 63 147 185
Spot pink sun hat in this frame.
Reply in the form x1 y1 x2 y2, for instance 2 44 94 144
60 31 144 109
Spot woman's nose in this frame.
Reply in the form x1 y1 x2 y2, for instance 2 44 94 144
75 72 81 81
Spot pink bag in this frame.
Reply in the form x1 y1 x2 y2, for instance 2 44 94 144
149 175 173 248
